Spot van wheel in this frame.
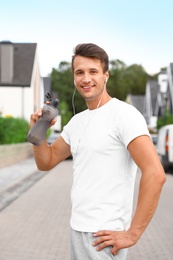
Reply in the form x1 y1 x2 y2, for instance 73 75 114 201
161 156 169 172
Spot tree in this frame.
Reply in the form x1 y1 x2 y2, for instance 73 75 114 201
107 61 149 100
59 100 73 128
107 59 127 100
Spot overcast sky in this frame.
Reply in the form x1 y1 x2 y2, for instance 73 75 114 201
0 0 173 76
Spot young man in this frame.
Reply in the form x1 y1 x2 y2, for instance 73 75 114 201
30 43 166 260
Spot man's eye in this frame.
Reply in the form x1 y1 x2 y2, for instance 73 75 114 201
76 71 83 75
90 70 97 74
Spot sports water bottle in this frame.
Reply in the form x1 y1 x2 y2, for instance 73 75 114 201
27 92 59 146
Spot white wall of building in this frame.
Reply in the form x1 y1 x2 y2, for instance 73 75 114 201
158 73 168 93
0 86 34 122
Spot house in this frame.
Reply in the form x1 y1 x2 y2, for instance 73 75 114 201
0 41 44 122
143 80 160 128
126 64 173 130
155 71 168 118
143 71 171 129
167 63 173 114
130 65 173 130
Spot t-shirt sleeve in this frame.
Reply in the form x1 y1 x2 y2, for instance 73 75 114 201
117 105 150 148
60 123 71 145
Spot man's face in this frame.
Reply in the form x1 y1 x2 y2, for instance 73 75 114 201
73 56 109 103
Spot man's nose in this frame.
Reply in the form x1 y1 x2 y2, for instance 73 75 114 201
82 73 91 83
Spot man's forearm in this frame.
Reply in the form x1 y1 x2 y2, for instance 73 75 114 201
128 170 166 244
33 140 53 171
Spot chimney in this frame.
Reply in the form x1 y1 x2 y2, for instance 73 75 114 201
0 41 14 83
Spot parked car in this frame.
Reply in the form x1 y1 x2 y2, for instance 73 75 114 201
151 134 158 145
157 124 173 171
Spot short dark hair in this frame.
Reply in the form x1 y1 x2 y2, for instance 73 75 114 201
71 43 109 73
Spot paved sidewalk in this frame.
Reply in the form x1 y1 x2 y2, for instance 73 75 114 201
0 159 173 259
0 160 72 260
0 157 47 211
127 173 173 260
127 171 173 260
0 157 38 191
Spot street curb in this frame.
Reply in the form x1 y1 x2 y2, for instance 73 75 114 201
0 169 48 212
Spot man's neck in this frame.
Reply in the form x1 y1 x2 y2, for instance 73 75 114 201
86 94 112 110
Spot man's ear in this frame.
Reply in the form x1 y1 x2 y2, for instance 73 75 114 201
105 71 109 83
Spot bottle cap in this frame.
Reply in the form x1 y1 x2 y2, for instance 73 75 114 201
50 99 59 109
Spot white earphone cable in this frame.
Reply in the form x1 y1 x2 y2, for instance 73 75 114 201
72 86 77 115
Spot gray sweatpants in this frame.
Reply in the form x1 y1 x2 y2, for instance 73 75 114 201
71 229 128 260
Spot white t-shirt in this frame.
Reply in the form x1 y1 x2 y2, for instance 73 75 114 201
61 98 150 232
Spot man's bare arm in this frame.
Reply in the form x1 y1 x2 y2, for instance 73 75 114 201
127 135 166 242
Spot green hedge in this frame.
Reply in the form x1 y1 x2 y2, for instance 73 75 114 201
0 117 30 144
157 110 173 130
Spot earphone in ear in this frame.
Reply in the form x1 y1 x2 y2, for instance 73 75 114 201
74 80 76 87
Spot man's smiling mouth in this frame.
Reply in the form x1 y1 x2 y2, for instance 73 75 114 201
82 85 94 90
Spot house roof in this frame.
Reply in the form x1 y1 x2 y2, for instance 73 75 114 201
126 94 145 114
0 42 37 86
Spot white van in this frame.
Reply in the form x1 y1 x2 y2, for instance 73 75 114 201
157 124 173 171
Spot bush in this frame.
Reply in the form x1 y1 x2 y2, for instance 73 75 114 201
157 110 173 130
0 117 30 144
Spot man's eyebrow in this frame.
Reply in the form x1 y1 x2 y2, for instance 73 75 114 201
89 68 98 70
74 69 83 73
74 67 99 73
